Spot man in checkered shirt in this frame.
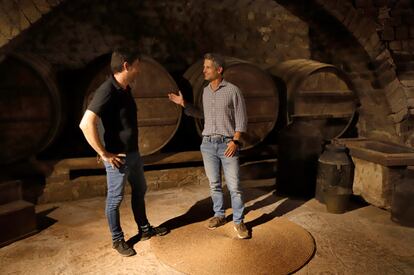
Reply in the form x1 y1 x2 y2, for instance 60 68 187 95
168 53 249 239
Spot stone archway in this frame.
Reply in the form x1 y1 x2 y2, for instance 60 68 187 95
277 0 410 147
313 0 413 146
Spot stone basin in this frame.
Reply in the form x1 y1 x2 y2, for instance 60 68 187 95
336 138 414 166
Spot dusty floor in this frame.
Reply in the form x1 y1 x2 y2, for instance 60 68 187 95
1 181 414 275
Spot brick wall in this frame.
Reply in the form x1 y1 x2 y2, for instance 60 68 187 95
0 0 63 48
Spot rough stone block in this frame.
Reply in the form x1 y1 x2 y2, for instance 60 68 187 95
384 78 400 94
0 1 29 36
396 26 409 40
373 0 388 7
32 0 51 13
343 8 357 26
18 10 31 31
401 40 412 51
375 68 397 88
395 117 414 139
402 87 414 98
14 0 42 24
354 18 376 41
0 33 10 48
46 0 61 7
348 11 365 32
354 0 373 8
395 0 411 8
386 86 408 113
402 11 414 25
368 32 381 49
352 157 405 209
389 40 402 51
319 0 339 10
407 40 414 52
381 26 394 40
366 43 384 60
388 16 401 27
390 107 409 123
329 8 345 22
407 98 414 108
0 9 12 37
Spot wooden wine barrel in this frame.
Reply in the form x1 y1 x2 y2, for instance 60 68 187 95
183 57 279 150
0 53 64 164
268 59 359 140
84 56 182 156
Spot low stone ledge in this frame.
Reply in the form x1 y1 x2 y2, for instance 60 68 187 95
39 166 209 204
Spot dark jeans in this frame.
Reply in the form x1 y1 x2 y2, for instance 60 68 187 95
103 151 148 241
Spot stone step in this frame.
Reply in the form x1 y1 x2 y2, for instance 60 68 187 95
396 61 414 72
393 52 414 63
398 71 414 82
0 200 37 247
0 180 22 205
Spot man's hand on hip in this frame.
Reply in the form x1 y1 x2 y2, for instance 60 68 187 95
100 152 126 169
224 141 238 158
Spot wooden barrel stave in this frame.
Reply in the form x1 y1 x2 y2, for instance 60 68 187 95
184 57 279 150
0 54 63 164
268 59 358 140
84 56 181 156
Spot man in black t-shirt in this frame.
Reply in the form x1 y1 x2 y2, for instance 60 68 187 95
79 48 168 257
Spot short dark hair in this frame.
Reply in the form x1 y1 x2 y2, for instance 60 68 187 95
111 47 141 73
204 53 225 71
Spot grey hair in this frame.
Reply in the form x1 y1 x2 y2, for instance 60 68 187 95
204 53 225 71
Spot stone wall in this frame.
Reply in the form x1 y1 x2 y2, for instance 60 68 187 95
1 0 414 148
2 0 310 70
0 0 312 158
352 0 414 145
0 0 63 48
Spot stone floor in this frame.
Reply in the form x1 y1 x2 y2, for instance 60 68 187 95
1 180 414 275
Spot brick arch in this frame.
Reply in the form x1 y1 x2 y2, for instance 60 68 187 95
315 0 412 145
0 0 65 50
316 1 387 60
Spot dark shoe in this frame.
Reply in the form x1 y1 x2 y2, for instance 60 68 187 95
233 221 249 239
141 225 169 241
208 216 226 229
112 239 136 257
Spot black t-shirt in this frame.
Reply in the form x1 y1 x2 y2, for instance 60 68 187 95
87 75 138 153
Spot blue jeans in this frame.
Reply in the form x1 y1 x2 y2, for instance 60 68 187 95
200 135 244 224
103 151 148 241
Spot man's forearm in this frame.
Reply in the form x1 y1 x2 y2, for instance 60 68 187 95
81 124 106 156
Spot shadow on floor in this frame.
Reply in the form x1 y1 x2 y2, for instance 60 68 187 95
246 198 306 230
127 185 307 245
157 185 282 232
36 207 58 231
